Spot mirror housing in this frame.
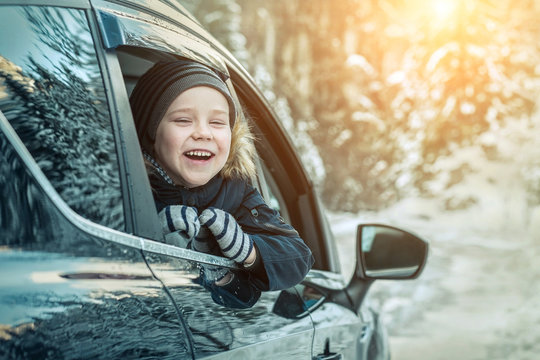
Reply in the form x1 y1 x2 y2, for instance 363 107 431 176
330 223 429 314
356 224 428 280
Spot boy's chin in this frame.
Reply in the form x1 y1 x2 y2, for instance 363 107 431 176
181 174 215 188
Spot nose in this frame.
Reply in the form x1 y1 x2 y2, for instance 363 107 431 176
192 120 212 140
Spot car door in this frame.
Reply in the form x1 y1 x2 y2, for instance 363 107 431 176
0 2 191 358
92 1 315 358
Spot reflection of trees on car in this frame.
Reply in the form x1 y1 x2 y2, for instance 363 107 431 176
0 130 53 246
0 7 123 231
0 291 188 359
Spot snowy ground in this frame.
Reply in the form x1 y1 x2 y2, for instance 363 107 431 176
328 142 540 360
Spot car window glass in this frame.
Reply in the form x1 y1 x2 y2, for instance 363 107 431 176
259 159 291 223
0 6 124 230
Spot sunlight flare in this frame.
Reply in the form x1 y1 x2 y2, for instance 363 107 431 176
430 0 459 22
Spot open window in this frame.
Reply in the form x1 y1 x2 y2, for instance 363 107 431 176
93 3 339 269
112 42 338 271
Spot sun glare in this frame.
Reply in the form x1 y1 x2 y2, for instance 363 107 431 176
431 0 459 22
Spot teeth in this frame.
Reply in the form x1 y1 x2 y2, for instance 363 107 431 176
186 151 211 157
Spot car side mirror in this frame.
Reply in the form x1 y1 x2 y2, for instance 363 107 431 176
356 224 428 280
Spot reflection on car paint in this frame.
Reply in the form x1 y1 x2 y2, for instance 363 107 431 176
0 6 124 231
144 251 314 358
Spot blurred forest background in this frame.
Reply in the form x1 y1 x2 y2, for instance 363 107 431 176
183 0 540 238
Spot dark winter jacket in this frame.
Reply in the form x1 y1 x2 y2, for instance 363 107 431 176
150 172 314 296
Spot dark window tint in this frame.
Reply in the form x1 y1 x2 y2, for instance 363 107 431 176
0 6 124 230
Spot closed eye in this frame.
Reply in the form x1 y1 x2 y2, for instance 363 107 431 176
210 119 228 126
172 118 192 124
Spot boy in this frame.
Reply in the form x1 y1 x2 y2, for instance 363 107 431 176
130 60 313 308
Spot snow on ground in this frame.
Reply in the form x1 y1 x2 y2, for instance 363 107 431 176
327 135 540 359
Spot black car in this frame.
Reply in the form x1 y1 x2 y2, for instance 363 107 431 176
0 1 428 359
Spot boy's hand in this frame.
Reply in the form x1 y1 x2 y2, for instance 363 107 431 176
158 206 231 283
199 208 254 264
192 226 214 253
158 205 217 255
159 205 200 240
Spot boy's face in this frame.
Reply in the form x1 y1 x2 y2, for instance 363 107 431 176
154 86 232 188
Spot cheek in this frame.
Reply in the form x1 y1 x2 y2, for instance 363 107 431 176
153 132 180 168
161 133 180 151
157 128 183 152
218 133 232 155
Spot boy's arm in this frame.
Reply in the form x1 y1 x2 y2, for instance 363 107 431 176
235 187 314 291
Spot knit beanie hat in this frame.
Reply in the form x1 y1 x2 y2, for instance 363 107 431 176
130 60 236 154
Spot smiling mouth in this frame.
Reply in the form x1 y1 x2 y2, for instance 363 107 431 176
184 150 214 161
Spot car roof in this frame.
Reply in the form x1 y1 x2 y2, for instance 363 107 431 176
99 0 251 84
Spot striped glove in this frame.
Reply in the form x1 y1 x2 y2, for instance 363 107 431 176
192 226 212 253
159 206 229 282
160 205 200 239
158 205 217 252
159 205 200 248
199 208 254 264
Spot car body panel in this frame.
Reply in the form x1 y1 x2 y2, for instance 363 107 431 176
147 253 314 359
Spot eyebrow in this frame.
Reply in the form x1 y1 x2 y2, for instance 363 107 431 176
166 107 229 116
166 107 194 116
210 109 229 115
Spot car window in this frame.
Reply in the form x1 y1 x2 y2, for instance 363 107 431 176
0 6 124 230
258 158 292 223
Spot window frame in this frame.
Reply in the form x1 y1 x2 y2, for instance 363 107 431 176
92 45 163 239
90 0 342 272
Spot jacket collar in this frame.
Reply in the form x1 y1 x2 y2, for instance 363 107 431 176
146 153 225 208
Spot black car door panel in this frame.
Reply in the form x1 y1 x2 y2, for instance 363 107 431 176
144 253 314 359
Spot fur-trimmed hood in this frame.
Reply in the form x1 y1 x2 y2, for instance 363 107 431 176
220 116 257 182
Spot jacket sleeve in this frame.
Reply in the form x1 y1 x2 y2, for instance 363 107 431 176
235 186 314 291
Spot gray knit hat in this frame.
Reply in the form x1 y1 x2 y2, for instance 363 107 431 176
130 60 236 154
